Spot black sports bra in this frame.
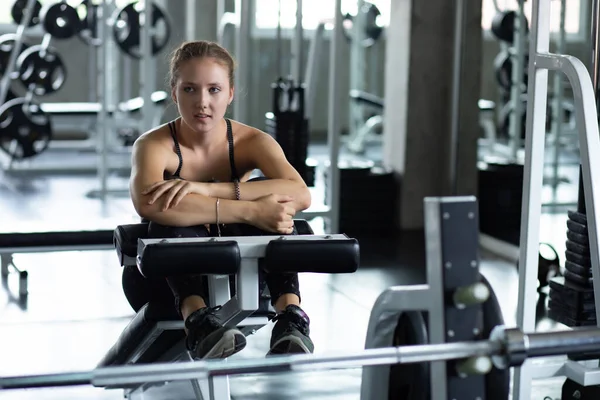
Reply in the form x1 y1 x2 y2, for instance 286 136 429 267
164 118 240 183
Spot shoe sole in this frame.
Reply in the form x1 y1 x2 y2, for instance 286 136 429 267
266 335 312 356
198 329 247 360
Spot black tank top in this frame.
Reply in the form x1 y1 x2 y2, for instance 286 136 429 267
164 118 240 183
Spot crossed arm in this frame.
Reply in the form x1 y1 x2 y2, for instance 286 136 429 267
130 133 311 230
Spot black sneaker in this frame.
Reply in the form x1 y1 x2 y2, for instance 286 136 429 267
185 306 247 359
267 305 314 356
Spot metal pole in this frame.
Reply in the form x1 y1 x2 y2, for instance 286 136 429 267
291 0 304 84
0 0 37 106
4 327 600 390
97 0 110 197
186 0 197 41
449 0 466 195
233 0 254 123
550 0 566 198
508 0 527 161
578 0 600 215
326 0 343 234
348 1 366 145
140 0 154 134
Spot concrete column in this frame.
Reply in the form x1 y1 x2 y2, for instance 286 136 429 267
383 0 483 230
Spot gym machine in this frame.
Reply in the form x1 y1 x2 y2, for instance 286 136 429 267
513 0 600 397
0 0 170 183
2 196 600 399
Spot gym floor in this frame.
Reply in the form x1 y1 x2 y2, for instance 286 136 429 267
0 142 579 399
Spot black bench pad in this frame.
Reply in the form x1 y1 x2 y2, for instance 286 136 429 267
0 230 113 249
114 223 149 265
139 240 241 278
264 238 360 273
114 220 315 267
97 302 182 368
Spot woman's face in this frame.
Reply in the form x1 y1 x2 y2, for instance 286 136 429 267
172 57 234 134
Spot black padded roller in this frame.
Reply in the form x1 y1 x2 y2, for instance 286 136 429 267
263 238 360 274
0 229 113 248
138 240 240 278
114 223 150 266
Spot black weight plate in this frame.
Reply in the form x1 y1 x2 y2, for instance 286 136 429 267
16 45 66 96
76 0 102 46
567 230 589 247
11 0 42 27
564 270 593 288
0 33 29 79
0 97 52 159
565 260 591 277
567 219 588 235
491 10 529 43
548 307 596 327
568 210 587 226
566 239 590 256
388 311 430 400
565 250 591 268
112 2 171 59
40 2 82 40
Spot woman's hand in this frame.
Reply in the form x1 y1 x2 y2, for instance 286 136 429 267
142 180 207 210
249 194 297 234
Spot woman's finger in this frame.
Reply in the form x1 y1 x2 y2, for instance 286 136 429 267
149 181 177 204
170 186 190 208
142 181 165 195
163 183 186 210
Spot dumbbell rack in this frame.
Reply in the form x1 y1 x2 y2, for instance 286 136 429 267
513 0 600 398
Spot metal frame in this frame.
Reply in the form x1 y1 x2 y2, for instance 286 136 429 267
360 196 476 400
513 0 600 397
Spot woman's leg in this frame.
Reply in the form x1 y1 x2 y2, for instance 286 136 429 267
225 216 314 356
147 221 246 360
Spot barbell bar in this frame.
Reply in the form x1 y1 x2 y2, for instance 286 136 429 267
2 325 600 390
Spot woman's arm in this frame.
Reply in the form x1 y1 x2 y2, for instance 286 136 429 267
204 132 312 212
129 135 256 227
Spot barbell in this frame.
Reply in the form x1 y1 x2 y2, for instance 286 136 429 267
2 325 600 390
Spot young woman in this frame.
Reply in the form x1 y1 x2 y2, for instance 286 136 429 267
123 40 314 360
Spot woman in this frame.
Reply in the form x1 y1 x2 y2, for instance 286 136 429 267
123 40 314 360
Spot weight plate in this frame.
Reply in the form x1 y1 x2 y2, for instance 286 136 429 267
0 33 29 79
567 219 587 235
40 2 82 40
388 312 430 400
16 44 67 96
11 0 42 27
564 270 593 288
565 260 591 277
342 2 384 48
566 239 590 256
568 210 587 226
76 0 102 46
112 2 171 59
0 97 52 159
565 250 591 267
566 230 589 247
490 10 529 44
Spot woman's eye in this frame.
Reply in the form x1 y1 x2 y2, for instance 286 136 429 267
209 87 221 94
183 87 194 92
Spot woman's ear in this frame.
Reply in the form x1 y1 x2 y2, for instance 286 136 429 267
229 87 234 105
171 88 177 104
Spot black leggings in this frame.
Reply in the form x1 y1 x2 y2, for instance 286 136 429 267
121 219 302 316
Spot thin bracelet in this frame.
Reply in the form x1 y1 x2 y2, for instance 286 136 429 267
233 180 240 201
215 198 221 237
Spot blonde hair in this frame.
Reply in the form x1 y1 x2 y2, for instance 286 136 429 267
168 40 235 89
